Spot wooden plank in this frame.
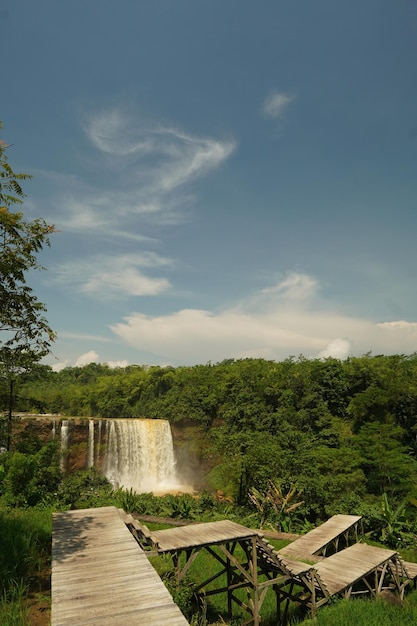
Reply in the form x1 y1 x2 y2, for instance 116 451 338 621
403 560 417 580
51 506 189 626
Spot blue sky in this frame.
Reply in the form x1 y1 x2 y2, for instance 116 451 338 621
2 0 417 369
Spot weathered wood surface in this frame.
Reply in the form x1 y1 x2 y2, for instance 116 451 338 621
151 519 260 552
51 506 189 626
404 560 417 580
279 514 362 560
313 543 397 596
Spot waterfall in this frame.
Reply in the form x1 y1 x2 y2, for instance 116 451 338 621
96 419 102 466
104 419 179 493
60 420 70 471
88 419 95 467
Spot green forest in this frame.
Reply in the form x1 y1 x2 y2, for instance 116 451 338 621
7 352 417 537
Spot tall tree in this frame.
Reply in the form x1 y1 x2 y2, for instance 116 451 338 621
0 121 55 448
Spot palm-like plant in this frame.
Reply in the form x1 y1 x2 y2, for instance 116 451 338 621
380 492 417 546
248 480 304 531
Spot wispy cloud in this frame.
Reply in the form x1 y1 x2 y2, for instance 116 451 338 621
84 110 236 190
83 108 236 196
109 272 417 364
36 107 235 299
263 91 295 118
52 252 172 298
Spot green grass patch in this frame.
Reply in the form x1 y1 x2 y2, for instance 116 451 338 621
297 592 417 626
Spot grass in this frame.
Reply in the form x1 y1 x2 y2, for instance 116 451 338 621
0 506 52 626
0 580 29 626
297 591 417 625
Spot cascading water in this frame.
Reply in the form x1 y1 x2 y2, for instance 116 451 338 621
104 419 180 493
88 419 94 467
60 420 70 471
96 419 102 466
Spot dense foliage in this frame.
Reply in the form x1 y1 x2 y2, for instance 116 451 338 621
6 353 417 534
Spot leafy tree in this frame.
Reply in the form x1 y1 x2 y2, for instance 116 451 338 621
355 421 416 497
0 121 55 447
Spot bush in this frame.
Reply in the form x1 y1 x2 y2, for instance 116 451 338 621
57 468 113 509
1 442 61 507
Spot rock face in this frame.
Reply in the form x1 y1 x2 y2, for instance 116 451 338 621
9 416 206 491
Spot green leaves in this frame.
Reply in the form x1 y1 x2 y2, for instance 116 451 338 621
0 121 55 363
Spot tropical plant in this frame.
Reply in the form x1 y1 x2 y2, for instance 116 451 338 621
248 480 304 531
379 492 417 548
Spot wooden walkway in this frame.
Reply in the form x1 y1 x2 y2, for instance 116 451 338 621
51 506 189 626
151 519 259 552
278 514 362 560
314 543 402 596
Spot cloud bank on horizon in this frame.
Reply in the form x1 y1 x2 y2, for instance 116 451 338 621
2 1 417 370
53 269 417 371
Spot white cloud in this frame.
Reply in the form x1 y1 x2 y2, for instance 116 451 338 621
263 92 295 118
52 253 172 298
318 338 352 360
75 350 99 367
260 273 318 302
52 361 69 372
377 320 417 330
107 360 130 369
109 272 417 365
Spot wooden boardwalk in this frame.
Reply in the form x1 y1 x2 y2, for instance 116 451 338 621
151 519 259 552
278 514 362 560
51 506 189 626
314 543 400 596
